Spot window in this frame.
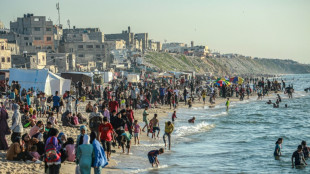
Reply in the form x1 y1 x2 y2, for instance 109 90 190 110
7 57 10 62
36 46 41 49
86 45 93 49
47 37 52 41
34 27 40 31
78 45 83 49
69 48 73 53
29 43 32 46
24 37 29 40
34 18 40 22
102 45 104 48
96 54 101 58
51 56 54 59
25 42 28 46
78 54 84 57
35 37 41 40
46 28 52 31
96 45 100 48
1 57 5 62
42 56 45 61
38 59 41 64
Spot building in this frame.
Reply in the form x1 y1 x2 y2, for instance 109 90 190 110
0 21 4 29
105 26 135 49
12 52 46 69
148 40 162 51
162 42 187 53
46 53 76 73
59 27 106 70
10 14 54 53
183 45 209 58
0 39 12 69
134 33 148 51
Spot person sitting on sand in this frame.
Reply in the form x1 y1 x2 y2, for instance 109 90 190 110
86 101 93 113
292 145 307 168
148 148 164 167
188 117 195 123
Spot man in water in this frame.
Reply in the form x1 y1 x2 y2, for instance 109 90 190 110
150 114 160 139
163 121 174 150
292 145 307 168
226 98 230 111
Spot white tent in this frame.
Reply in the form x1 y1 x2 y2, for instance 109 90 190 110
9 68 71 95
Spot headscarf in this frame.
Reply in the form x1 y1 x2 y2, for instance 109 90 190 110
83 135 90 144
80 125 87 134
57 132 67 144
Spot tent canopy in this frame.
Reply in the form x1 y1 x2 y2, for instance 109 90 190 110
9 68 71 95
61 72 92 86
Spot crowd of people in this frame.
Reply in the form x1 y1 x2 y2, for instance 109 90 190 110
0 75 302 173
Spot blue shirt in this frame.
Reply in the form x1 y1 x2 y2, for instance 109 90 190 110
148 150 159 157
53 96 61 107
159 88 165 96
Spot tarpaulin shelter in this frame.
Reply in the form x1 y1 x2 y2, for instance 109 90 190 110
9 68 71 95
61 72 93 86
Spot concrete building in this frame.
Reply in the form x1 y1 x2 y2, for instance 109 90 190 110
10 14 54 53
105 26 135 49
0 39 12 69
46 53 76 73
162 42 187 53
0 21 4 29
12 52 46 69
59 27 106 70
134 33 148 51
148 40 162 51
53 25 63 52
183 45 209 58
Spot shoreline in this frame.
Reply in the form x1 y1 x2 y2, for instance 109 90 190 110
0 92 278 174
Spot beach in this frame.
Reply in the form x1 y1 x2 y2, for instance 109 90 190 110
0 90 238 174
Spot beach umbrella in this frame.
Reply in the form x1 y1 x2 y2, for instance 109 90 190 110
214 80 231 86
230 76 244 84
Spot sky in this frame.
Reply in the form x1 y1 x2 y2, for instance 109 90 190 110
1 0 310 63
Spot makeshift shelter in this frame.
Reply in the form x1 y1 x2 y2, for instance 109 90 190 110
61 72 93 86
9 68 71 95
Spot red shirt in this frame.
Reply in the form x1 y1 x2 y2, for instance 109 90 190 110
126 109 134 123
99 123 113 141
109 101 119 113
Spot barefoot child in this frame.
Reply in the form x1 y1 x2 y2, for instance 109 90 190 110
133 120 141 145
172 111 177 123
148 148 164 167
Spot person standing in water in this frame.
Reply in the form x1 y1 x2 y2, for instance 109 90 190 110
163 121 174 150
147 148 164 167
274 138 283 159
225 98 230 112
292 145 307 168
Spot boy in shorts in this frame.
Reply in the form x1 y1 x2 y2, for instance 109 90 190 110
120 130 132 154
148 148 164 167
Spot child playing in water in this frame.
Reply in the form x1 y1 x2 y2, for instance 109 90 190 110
172 111 177 122
274 138 283 159
148 148 164 167
133 120 141 145
188 117 195 123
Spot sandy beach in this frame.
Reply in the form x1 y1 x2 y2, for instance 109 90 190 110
0 94 245 174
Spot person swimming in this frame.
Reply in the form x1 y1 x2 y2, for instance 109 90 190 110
266 100 272 104
188 117 195 123
273 103 279 108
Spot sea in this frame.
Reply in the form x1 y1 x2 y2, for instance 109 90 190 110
113 74 310 174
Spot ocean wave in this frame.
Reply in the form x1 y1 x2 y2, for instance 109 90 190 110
174 121 215 137
130 164 169 173
210 111 228 117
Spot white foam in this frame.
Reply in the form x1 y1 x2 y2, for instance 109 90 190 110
210 111 227 117
174 121 215 137
130 165 169 173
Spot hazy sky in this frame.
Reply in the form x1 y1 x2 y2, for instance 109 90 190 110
1 0 309 63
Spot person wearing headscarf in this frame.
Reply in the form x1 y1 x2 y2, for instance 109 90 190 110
10 103 23 143
76 135 94 174
45 128 61 174
76 125 87 149
57 132 68 162
0 104 10 150
90 132 108 174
